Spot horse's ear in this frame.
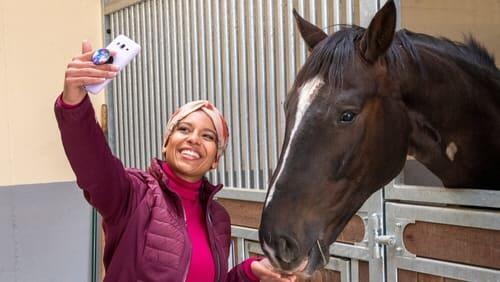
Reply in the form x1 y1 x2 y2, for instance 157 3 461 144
293 9 328 51
359 0 396 63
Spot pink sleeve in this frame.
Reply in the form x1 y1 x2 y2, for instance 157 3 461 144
57 93 88 109
242 257 261 282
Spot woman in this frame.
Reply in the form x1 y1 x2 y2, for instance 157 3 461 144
55 41 297 282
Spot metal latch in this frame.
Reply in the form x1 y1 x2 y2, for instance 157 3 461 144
368 213 395 259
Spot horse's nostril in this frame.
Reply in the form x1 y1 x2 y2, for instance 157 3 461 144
277 235 299 263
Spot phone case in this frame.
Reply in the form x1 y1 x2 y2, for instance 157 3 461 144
85 35 141 94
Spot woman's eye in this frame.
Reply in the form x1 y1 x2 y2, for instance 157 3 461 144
177 126 189 133
203 134 216 141
339 111 356 123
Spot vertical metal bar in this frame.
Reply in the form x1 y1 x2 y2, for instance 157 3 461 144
111 14 122 162
145 1 155 166
276 0 286 166
205 0 218 183
222 0 233 186
286 0 296 91
346 0 354 25
213 0 226 184
120 9 132 166
136 3 145 168
308 0 316 24
297 0 307 65
359 0 379 28
247 0 259 189
191 0 200 101
171 0 180 111
177 0 186 106
321 0 328 31
125 8 134 168
118 10 129 166
158 0 168 150
129 7 140 169
229 0 241 188
256 0 269 189
140 2 151 168
333 0 341 31
150 0 161 159
183 0 193 102
197 0 207 101
237 0 250 189
266 0 278 179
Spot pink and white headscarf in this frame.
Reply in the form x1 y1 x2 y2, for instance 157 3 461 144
162 100 229 159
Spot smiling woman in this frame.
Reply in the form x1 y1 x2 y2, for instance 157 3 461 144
55 41 297 282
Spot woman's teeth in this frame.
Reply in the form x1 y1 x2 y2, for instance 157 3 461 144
181 149 200 159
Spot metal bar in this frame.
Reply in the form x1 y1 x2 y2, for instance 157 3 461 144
256 0 269 189
237 0 251 189
183 0 193 102
221 0 233 186
247 0 260 189
151 0 161 158
191 0 200 101
266 0 278 178
126 7 133 167
213 0 226 185
346 0 354 25
129 7 140 169
140 2 151 168
157 0 167 147
177 0 186 106
333 0 341 31
136 3 145 168
204 0 218 183
276 0 286 167
229 0 242 188
145 1 157 162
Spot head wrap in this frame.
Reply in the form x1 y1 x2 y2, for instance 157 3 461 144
162 100 229 159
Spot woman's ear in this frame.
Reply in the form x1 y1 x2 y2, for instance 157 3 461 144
211 160 219 170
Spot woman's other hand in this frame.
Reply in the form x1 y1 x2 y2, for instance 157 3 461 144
62 40 118 105
251 258 298 282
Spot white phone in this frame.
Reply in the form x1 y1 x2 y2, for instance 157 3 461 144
85 35 141 94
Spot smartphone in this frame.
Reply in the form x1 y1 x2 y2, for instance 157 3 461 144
85 35 141 94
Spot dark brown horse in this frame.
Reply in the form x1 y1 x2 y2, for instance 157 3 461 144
259 0 500 276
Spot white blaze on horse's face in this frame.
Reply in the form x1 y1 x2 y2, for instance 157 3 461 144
265 76 325 208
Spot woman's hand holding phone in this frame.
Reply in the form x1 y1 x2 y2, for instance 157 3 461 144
62 40 118 105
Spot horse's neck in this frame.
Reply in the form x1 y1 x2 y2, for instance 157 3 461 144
400 51 500 189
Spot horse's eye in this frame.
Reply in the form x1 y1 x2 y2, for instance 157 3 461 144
339 111 356 123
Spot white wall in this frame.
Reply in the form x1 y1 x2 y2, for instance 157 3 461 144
0 0 106 186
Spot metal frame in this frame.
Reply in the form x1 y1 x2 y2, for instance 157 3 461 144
385 174 500 209
385 202 500 281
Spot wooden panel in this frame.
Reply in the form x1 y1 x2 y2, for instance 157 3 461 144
337 215 365 244
298 269 341 282
217 199 364 243
398 269 465 282
216 199 263 228
359 260 369 282
403 221 500 269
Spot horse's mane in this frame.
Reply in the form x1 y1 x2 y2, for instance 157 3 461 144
295 25 499 90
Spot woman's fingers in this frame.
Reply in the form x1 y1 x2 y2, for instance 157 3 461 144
82 40 92 54
65 77 106 88
65 67 117 79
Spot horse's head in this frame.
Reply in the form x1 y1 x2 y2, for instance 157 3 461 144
259 0 411 275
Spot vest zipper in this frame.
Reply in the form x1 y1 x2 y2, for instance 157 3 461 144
208 213 220 282
181 205 191 282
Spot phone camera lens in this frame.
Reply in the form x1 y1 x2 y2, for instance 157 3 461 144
120 44 126 49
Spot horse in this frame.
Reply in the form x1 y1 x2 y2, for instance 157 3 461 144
259 0 500 276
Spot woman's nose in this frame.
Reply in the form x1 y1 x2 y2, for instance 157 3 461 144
186 132 201 144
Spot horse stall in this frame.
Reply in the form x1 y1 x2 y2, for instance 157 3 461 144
102 0 500 281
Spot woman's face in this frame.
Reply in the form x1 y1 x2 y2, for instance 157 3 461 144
164 110 219 182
